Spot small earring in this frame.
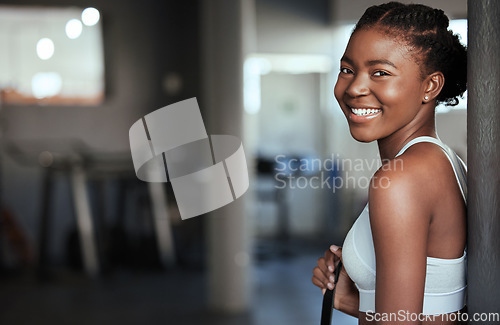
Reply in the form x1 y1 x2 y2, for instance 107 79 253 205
424 96 429 101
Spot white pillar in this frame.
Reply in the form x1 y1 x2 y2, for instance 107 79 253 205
201 0 256 312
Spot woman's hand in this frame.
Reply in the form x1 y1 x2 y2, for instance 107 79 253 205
312 245 359 314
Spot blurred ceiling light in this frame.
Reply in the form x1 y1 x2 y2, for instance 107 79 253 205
65 19 83 39
36 38 54 60
244 58 262 115
256 57 272 75
243 54 333 115
32 72 62 99
245 57 272 75
81 7 100 26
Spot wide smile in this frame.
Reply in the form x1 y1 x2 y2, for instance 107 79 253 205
347 106 382 123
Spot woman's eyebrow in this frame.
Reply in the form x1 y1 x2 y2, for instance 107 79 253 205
340 55 354 65
340 56 398 69
367 59 398 69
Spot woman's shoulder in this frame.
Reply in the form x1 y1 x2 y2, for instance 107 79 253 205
373 141 453 190
369 141 467 261
369 142 454 219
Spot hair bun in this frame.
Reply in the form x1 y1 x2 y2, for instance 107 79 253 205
432 8 449 29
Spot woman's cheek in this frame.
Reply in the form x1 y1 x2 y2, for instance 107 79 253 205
333 78 343 103
378 87 403 108
334 78 352 107
379 79 415 103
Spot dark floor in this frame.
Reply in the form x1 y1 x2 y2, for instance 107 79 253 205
0 239 357 325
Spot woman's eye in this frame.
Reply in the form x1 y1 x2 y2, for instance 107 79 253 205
340 67 352 74
373 70 390 76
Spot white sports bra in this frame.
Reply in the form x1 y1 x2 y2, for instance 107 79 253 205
342 136 467 315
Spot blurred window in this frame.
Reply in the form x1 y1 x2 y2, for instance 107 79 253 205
0 5 104 106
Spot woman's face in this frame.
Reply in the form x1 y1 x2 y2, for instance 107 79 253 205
334 27 429 143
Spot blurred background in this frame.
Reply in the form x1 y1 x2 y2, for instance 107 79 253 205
0 0 467 324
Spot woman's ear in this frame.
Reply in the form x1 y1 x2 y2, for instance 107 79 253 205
423 72 444 103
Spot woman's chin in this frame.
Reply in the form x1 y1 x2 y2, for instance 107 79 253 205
349 129 378 143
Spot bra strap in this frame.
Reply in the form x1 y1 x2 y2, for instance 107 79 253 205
395 136 467 205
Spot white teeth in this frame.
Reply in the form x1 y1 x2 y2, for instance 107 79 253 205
351 108 381 116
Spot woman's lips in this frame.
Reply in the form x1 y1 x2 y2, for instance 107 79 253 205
348 106 382 123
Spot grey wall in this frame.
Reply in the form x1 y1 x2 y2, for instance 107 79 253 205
256 0 335 55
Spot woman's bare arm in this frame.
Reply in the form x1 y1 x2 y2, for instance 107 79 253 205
369 158 431 324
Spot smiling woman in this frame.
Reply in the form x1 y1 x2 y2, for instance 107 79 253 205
312 2 468 325
334 27 440 143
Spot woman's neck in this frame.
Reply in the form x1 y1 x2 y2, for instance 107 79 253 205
377 110 437 161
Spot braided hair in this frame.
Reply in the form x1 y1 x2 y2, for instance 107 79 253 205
353 2 467 106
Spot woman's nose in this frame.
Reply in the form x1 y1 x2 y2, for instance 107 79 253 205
345 74 370 97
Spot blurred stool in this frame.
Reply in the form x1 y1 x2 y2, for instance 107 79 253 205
6 140 176 278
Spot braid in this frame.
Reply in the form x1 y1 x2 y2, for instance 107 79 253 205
353 2 467 106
